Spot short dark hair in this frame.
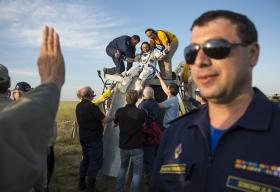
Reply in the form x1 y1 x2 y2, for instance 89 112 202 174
0 77 11 94
131 35 140 42
169 83 179 96
126 90 138 105
191 10 258 44
145 28 156 34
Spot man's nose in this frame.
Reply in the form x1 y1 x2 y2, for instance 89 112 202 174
194 48 211 67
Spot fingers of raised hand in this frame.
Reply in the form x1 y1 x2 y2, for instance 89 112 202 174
54 32 61 56
40 26 48 54
47 27 54 53
42 26 62 55
38 26 65 88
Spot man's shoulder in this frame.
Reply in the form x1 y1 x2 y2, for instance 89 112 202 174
165 96 179 103
271 101 280 116
169 106 205 125
77 99 96 108
133 105 145 112
116 106 125 113
117 35 130 41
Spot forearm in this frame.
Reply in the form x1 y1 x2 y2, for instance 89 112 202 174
102 115 114 124
158 75 169 94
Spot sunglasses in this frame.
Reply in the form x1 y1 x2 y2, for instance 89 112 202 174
184 39 249 65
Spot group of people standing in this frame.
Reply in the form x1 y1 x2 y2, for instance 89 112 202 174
75 9 280 192
75 72 180 192
1 9 279 192
75 27 181 192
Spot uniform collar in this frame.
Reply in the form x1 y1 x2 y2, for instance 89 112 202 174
190 105 210 138
189 88 272 132
234 88 272 131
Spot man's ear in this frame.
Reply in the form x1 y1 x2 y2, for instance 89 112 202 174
249 42 259 68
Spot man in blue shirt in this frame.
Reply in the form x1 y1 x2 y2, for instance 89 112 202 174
155 72 179 129
104 35 140 75
150 10 280 191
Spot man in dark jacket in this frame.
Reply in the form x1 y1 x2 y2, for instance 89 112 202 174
114 90 146 192
104 35 140 75
150 10 280 192
76 86 113 192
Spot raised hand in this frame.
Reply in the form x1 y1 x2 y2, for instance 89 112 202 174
37 26 65 89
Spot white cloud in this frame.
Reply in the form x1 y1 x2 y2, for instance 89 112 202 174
0 0 126 50
9 68 38 77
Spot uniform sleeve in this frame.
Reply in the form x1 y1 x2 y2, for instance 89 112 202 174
106 42 118 57
48 121 58 147
0 83 60 191
124 44 135 58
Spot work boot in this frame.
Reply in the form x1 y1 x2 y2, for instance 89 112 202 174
78 177 87 191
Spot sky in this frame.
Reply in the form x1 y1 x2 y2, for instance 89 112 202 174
1 0 279 100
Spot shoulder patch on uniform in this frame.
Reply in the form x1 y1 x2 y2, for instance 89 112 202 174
226 175 280 192
160 164 186 174
126 40 130 46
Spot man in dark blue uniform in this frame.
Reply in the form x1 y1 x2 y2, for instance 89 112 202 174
104 35 140 75
150 10 280 192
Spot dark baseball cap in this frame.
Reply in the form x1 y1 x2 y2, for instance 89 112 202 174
14 81 32 92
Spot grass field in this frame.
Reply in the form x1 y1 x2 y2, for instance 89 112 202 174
50 101 145 192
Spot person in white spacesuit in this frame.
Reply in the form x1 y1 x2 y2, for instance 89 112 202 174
120 42 169 93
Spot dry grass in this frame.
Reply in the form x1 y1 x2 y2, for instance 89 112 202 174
49 101 82 191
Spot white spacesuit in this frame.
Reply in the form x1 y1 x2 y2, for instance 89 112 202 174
120 48 168 92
